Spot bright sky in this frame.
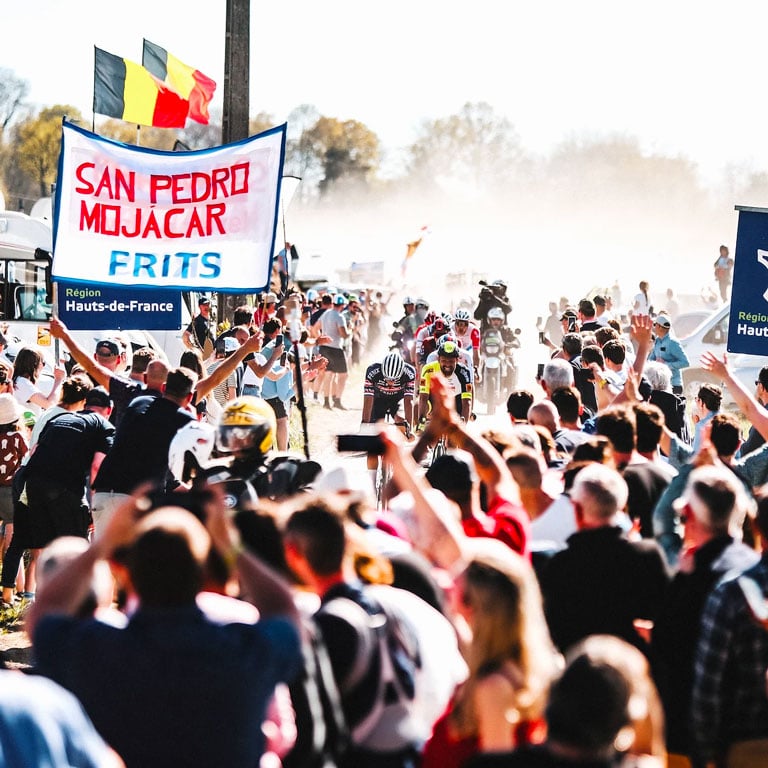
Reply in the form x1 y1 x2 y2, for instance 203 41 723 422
4 0 768 184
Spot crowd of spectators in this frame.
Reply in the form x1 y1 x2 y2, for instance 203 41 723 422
0 285 767 768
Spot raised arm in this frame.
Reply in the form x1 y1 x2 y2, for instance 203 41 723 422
204 490 300 628
49 316 111 389
631 314 654 376
701 351 768 439
429 373 521 505
195 333 278 402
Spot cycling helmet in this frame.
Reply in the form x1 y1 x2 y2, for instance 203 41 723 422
441 312 453 325
402 295 415 305
415 298 429 310
216 396 276 457
382 352 406 380
487 306 505 321
436 339 460 358
441 333 460 346
169 421 216 485
424 311 436 325
454 308 471 322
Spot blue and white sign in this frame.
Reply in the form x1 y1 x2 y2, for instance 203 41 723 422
57 280 181 330
728 206 768 355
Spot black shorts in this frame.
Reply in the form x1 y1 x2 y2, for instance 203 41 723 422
318 346 348 374
371 398 402 422
266 397 288 419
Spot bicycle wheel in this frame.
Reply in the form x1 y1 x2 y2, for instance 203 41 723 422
376 459 388 509
430 436 447 466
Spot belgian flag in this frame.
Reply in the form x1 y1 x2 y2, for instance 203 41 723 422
143 40 217 125
93 47 189 128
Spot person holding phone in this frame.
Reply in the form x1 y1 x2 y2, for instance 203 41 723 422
259 320 292 451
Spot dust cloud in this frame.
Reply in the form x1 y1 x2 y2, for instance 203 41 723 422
284 162 756 389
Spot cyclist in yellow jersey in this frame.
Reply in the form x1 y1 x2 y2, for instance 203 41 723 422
418 338 472 424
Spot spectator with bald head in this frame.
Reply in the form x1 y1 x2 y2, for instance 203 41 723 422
507 448 576 553
529 398 585 458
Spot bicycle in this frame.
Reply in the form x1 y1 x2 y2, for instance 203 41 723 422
374 414 412 510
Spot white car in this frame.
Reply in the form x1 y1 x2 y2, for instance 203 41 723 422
679 302 768 404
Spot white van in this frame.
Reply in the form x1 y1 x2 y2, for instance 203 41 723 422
679 302 768 403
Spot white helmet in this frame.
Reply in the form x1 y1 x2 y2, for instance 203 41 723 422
415 297 429 310
168 421 216 485
402 295 415 305
454 308 471 322
487 307 505 321
382 352 406 380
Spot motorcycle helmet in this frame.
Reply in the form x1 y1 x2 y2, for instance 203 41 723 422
454 308 471 322
402 295 415 306
487 307 505 321
492 279 507 291
382 352 406 380
436 338 460 358
168 420 216 485
415 298 429 310
216 396 276 458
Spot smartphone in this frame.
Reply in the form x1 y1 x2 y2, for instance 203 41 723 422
536 363 545 380
738 576 768 621
279 351 288 366
568 318 577 332
337 433 386 455
538 331 546 344
274 333 284 347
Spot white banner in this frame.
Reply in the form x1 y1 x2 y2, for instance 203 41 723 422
52 121 286 291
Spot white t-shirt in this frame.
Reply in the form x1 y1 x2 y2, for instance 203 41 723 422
13 376 43 417
241 352 268 387
530 494 577 549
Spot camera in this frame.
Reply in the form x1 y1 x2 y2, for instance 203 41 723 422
337 433 386 455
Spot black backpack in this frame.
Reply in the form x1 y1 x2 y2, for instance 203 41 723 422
282 615 349 768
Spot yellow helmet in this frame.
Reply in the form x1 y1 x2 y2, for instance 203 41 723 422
216 396 276 457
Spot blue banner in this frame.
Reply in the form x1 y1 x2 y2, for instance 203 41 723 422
57 280 181 330
728 207 768 355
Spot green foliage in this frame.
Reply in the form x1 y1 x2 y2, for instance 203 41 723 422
13 105 84 198
303 116 381 193
407 101 524 191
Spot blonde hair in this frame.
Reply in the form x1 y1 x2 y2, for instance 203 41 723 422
451 546 559 737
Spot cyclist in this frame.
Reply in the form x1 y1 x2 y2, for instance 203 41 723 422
424 333 475 383
417 338 472 425
414 312 451 372
451 308 481 378
361 351 415 488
